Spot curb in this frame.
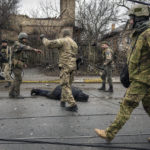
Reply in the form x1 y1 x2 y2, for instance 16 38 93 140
0 78 120 83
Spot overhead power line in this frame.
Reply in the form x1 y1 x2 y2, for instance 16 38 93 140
127 0 150 6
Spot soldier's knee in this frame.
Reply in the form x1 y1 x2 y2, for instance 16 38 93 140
108 78 112 83
123 99 139 109
101 74 105 80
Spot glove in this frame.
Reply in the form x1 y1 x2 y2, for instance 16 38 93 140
40 34 45 40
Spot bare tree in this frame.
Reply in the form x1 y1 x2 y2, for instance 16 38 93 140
27 0 61 67
0 0 20 39
116 0 150 9
76 0 118 44
116 0 130 10
29 0 61 37
74 0 119 69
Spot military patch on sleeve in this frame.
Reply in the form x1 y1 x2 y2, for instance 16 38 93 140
105 51 111 59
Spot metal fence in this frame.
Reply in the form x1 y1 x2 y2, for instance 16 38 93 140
26 43 127 76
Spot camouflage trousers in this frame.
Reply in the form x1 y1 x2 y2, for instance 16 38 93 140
106 81 150 140
9 68 22 97
60 67 76 106
101 65 113 86
2 63 11 81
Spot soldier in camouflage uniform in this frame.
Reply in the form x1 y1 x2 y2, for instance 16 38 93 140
98 41 114 92
95 4 150 142
40 30 78 112
9 32 42 98
0 40 12 87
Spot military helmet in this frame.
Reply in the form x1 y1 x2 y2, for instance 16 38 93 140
100 41 110 46
1 39 8 43
18 32 28 40
128 4 150 17
62 29 71 37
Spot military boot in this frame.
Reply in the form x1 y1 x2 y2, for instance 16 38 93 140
5 82 11 88
9 94 16 99
106 85 113 92
98 83 105 91
94 128 112 142
65 104 78 112
60 102 66 107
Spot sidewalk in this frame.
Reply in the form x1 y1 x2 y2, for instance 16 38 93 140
0 68 121 83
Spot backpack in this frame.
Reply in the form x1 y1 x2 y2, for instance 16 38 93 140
120 35 139 88
120 63 130 88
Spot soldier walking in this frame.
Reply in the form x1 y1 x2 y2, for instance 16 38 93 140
98 41 114 92
40 30 78 112
9 32 42 98
95 4 150 142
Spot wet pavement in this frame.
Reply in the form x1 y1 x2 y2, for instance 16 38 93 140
0 68 149 150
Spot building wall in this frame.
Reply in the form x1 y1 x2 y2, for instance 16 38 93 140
3 0 76 41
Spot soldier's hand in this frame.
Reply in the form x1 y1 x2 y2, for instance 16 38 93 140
24 64 27 68
40 34 45 40
103 63 107 66
34 49 43 54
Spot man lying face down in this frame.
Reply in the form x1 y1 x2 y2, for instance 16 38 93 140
31 85 89 102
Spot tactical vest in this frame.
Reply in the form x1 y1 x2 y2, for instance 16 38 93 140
58 37 78 70
12 41 28 69
102 47 114 65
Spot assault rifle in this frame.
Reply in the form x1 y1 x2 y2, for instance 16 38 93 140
127 0 150 6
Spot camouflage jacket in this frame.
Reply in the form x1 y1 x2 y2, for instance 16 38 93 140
128 26 150 85
12 41 34 69
102 47 114 67
42 36 78 71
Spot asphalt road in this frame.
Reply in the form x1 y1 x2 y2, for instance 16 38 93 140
0 68 149 150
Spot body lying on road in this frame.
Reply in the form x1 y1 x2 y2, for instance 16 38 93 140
31 85 89 102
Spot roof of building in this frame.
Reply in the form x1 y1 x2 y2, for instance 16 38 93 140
101 24 127 40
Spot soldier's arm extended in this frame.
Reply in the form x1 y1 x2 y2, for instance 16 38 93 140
42 37 63 49
103 49 113 66
13 41 42 53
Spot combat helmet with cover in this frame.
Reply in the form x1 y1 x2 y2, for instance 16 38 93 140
18 32 28 40
128 4 150 17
